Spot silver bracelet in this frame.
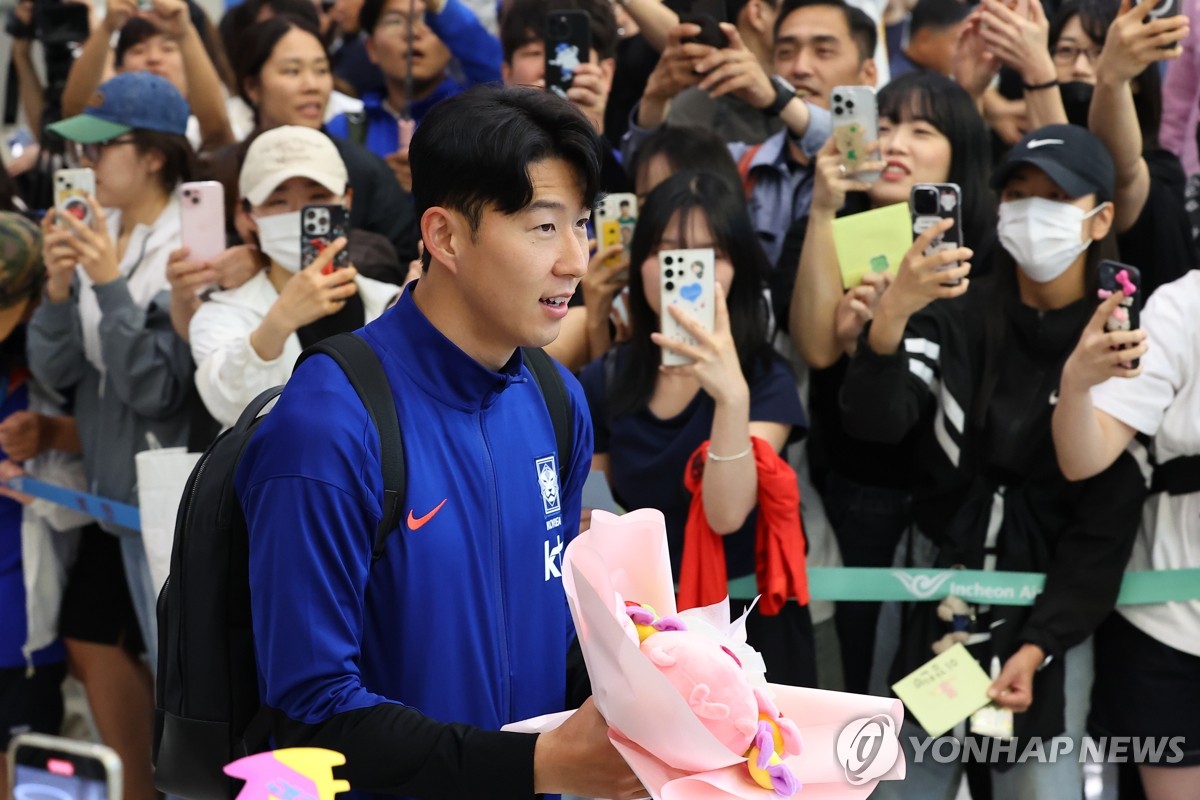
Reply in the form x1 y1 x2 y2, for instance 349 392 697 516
707 443 753 462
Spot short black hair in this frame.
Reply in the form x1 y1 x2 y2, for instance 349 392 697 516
499 0 619 62
628 124 742 199
773 0 877 61
115 17 165 67
909 0 969 35
358 0 392 36
410 85 602 266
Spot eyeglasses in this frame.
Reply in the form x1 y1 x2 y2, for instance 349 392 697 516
376 11 427 34
69 136 137 166
1051 43 1103 66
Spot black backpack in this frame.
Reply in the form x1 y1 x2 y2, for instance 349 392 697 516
153 333 572 800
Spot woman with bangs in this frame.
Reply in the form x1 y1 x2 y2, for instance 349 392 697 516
778 70 992 695
578 170 815 688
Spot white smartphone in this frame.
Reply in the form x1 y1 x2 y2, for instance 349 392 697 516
179 181 227 264
659 248 715 367
595 192 638 272
8 733 123 800
54 168 96 230
830 85 880 182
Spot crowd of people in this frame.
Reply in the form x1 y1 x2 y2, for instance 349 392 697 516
2 0 1199 796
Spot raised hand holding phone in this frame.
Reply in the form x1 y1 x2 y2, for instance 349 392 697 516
652 280 747 405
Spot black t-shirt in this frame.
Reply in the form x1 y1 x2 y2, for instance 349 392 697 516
1115 148 1198 297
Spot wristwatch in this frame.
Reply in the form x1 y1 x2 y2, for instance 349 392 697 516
765 75 797 116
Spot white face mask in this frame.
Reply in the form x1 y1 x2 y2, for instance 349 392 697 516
997 196 1108 284
252 210 302 272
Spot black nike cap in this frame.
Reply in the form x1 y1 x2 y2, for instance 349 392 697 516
990 124 1115 202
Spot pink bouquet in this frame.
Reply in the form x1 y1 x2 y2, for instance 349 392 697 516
507 509 905 799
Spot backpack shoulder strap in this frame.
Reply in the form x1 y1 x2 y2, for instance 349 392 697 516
521 347 573 468
297 333 404 561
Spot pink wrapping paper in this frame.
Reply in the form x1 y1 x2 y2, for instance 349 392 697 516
506 509 905 799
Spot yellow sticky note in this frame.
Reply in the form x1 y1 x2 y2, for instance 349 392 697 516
830 202 912 289
891 643 993 738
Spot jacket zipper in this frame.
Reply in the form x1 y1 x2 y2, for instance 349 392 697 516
479 411 511 720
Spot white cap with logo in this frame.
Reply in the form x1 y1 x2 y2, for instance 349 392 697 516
239 126 349 206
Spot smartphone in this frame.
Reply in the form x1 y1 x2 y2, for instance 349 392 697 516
301 204 350 273
680 0 728 48
54 168 96 231
659 248 715 367
831 86 880 182
8 733 123 800
179 181 226 264
137 0 154 10
1098 260 1143 369
1135 0 1179 21
910 182 963 286
544 11 591 101
596 192 637 273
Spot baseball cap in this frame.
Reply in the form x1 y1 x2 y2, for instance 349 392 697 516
47 71 190 144
0 213 45 341
239 126 350 207
990 124 1115 201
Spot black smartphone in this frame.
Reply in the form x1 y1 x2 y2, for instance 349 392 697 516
681 0 728 48
1098 260 1143 368
35 0 89 45
1136 0 1180 22
544 10 591 100
301 204 350 272
8 733 123 800
910 182 963 287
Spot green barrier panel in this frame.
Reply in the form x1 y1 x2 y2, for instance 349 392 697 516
725 568 1200 606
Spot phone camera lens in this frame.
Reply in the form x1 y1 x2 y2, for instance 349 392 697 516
846 100 855 110
665 256 674 265
665 269 674 278
833 93 842 103
665 281 675 292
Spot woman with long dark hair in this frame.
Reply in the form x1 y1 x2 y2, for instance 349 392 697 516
778 70 993 695
579 170 814 687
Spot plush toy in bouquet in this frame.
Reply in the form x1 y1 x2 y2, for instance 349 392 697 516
506 508 906 800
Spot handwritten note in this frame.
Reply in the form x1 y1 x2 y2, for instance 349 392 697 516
891 643 993 737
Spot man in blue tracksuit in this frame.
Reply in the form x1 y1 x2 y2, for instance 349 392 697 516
234 86 641 799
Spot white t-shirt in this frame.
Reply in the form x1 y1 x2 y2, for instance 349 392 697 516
189 270 400 428
1091 270 1200 657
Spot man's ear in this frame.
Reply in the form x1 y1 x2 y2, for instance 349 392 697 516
745 0 771 34
859 57 878 88
420 206 465 273
501 59 513 86
343 187 354 212
365 35 380 65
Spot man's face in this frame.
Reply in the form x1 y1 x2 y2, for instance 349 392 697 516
367 0 452 86
449 158 590 363
771 5 874 108
502 37 600 88
120 33 188 98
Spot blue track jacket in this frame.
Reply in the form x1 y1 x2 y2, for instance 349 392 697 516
234 285 593 798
